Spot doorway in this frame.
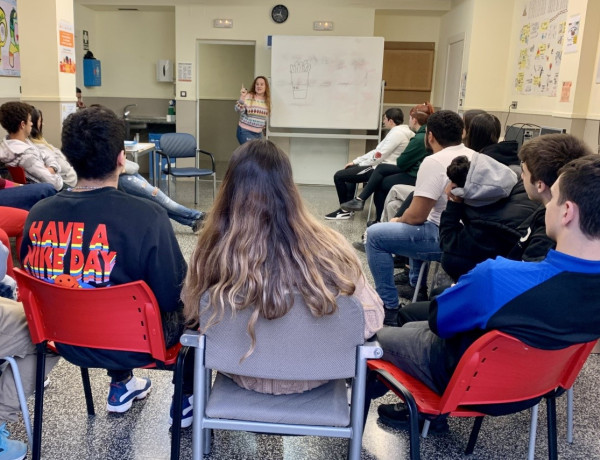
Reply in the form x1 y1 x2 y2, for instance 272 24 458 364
196 41 255 173
442 35 464 112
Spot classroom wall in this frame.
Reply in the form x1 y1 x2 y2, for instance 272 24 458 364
433 0 474 108
174 5 375 102
74 6 175 100
197 44 255 100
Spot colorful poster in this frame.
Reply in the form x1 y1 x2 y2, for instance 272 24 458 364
565 15 580 54
560 81 572 102
58 20 76 74
513 0 568 97
0 0 19 76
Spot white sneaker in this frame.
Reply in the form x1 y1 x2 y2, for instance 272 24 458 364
106 376 152 413
325 209 354 220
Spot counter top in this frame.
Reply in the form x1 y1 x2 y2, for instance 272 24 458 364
124 116 175 125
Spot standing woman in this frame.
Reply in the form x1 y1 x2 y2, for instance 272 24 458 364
235 76 271 144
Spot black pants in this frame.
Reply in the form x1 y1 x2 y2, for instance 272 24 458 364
333 164 374 204
357 164 416 221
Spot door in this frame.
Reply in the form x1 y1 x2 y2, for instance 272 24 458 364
442 37 464 112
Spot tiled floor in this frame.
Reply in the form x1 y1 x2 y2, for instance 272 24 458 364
6 179 600 459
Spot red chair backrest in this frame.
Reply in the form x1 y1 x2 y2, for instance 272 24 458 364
438 330 597 414
7 166 27 184
14 268 170 363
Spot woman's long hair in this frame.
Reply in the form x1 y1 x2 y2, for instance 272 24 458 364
466 113 501 152
182 139 362 357
249 76 271 113
29 108 54 150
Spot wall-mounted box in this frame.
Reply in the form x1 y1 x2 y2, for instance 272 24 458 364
83 59 101 87
157 60 173 82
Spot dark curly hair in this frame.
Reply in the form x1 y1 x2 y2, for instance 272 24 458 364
0 101 33 134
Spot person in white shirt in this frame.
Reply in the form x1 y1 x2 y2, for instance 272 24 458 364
325 108 414 220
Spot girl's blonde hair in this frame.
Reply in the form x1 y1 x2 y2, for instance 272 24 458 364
182 139 361 358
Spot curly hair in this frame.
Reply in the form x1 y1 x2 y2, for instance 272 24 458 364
0 101 33 134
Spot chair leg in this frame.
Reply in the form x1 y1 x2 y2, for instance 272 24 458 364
202 368 212 456
421 420 430 438
3 357 33 448
547 396 558 460
366 196 374 222
194 177 198 205
412 262 429 303
465 416 484 455
212 175 216 201
528 403 539 460
566 387 574 443
80 368 95 416
405 398 421 460
170 346 190 460
166 174 171 197
32 344 47 460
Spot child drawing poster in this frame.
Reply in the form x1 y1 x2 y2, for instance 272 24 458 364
0 0 20 76
58 20 76 74
513 0 568 97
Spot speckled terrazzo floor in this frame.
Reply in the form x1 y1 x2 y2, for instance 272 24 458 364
7 179 600 459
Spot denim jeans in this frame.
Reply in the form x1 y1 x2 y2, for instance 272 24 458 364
0 183 56 210
118 174 202 228
366 221 440 309
236 125 263 144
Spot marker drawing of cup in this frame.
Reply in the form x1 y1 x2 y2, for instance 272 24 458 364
290 60 311 99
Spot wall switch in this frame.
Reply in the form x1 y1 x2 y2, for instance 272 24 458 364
180 91 187 97
510 101 518 109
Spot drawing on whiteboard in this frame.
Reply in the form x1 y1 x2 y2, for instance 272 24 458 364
290 60 311 99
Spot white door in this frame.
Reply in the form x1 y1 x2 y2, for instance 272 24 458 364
442 38 464 111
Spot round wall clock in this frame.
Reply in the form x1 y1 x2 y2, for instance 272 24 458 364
271 4 289 24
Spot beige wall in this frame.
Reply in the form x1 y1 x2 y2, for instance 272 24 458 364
175 5 375 102
74 7 175 100
197 43 255 100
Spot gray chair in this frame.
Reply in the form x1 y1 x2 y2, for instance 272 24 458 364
0 357 33 448
172 293 382 460
155 133 216 204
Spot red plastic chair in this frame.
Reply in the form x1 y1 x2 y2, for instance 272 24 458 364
367 330 597 460
13 268 185 460
7 166 27 184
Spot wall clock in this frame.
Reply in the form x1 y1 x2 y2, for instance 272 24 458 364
271 4 289 24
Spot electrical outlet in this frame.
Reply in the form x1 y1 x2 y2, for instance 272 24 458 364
510 101 518 109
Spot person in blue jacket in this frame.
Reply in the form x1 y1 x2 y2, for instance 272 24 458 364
373 154 600 432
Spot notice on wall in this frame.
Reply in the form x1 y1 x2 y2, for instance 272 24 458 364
560 81 572 102
177 62 192 82
58 20 75 73
513 0 568 97
83 30 89 51
0 0 20 76
564 15 580 54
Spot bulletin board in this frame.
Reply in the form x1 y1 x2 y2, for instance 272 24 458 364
513 0 568 97
270 35 384 130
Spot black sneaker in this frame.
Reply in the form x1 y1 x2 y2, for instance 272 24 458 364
325 209 354 220
383 308 399 326
352 241 366 253
367 220 379 227
340 198 365 212
377 403 449 434
394 269 410 286
396 284 428 301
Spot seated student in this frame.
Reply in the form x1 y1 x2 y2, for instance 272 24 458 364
20 107 194 427
30 107 205 232
182 139 384 394
0 102 63 191
508 133 591 261
437 115 539 281
373 154 600 433
325 108 414 220
0 240 60 460
365 110 475 326
340 102 434 223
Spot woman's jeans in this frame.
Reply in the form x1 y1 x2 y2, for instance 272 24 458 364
118 174 202 227
0 183 56 210
236 126 263 144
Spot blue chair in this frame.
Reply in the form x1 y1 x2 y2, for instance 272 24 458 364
156 133 216 204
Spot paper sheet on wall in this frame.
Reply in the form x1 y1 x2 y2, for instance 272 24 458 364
513 0 568 97
565 15 580 54
177 62 192 82
0 0 20 76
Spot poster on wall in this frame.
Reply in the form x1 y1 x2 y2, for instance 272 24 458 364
513 0 568 97
58 20 76 74
0 0 20 77
564 15 580 54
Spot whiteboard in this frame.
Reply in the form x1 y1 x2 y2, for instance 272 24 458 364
270 35 384 130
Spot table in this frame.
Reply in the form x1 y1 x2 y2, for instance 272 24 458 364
125 143 158 186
